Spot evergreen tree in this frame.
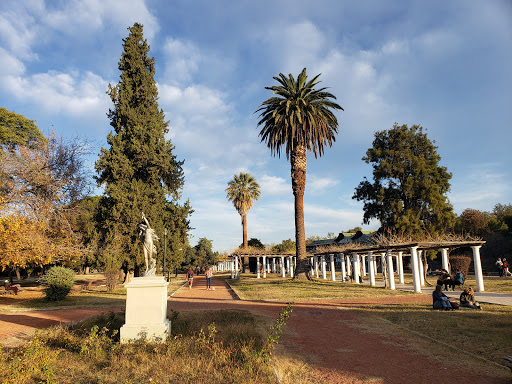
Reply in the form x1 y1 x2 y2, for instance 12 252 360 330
353 123 455 236
95 23 189 275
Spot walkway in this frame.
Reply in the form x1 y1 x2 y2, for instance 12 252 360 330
169 275 508 384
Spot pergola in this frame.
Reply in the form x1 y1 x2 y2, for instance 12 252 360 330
217 240 486 293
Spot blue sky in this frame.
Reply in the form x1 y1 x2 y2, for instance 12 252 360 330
1 0 511 252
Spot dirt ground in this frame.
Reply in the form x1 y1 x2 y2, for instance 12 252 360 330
1 275 509 383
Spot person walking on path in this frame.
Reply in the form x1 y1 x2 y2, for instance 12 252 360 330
503 259 511 277
186 267 194 289
205 267 213 290
496 258 503 277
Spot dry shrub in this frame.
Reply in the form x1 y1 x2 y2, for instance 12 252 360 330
105 269 123 292
449 255 472 276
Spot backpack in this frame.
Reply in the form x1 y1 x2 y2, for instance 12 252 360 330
187 272 193 279
455 272 464 284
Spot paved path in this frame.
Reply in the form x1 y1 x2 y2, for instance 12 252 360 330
169 275 509 384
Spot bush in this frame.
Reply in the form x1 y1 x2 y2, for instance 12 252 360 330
449 255 472 277
104 269 123 292
39 266 75 301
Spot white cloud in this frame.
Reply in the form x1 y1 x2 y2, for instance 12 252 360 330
3 70 110 117
259 175 289 196
0 47 25 75
162 38 201 85
308 175 339 195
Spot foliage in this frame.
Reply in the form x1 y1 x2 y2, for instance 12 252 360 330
449 255 472 277
271 238 296 253
226 172 260 249
104 269 124 292
95 23 189 276
353 123 456 235
182 237 219 269
248 238 265 249
0 106 47 149
455 209 492 236
1 111 90 275
256 68 343 280
39 266 76 301
262 303 293 363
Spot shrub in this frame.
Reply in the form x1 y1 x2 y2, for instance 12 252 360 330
105 269 123 292
449 255 472 277
39 266 75 301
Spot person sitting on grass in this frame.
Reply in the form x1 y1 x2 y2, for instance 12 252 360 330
437 269 454 290
460 287 481 309
452 269 465 290
432 285 454 310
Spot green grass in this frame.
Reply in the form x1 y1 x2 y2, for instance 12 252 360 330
0 309 278 384
223 274 413 301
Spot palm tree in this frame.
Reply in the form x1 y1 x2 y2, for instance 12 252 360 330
226 172 261 272
256 68 343 280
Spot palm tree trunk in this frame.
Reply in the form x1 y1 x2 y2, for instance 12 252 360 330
242 214 248 272
291 146 309 280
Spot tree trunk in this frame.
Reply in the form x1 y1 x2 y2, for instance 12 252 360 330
242 214 248 273
290 146 309 280
15 267 21 281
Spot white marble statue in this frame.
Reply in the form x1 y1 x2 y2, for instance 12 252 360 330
138 213 159 276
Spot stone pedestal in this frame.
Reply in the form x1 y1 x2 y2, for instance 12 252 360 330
120 276 170 343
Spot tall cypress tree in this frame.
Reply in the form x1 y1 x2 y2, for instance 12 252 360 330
95 23 188 275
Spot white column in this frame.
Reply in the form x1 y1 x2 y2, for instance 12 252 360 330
410 246 421 293
352 253 360 284
272 258 276 273
256 257 261 278
330 254 336 281
314 256 319 278
418 250 425 286
235 256 239 279
340 253 346 282
321 255 327 279
386 250 395 290
263 256 267 278
289 256 294 278
346 255 352 278
441 248 450 273
368 252 376 286
380 253 386 281
397 251 404 284
361 255 367 276
231 257 234 279
281 256 286 277
472 246 485 292
373 257 378 276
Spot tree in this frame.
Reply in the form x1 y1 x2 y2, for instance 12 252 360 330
0 107 46 150
95 23 188 276
353 123 455 235
247 238 264 249
256 68 343 280
226 172 260 272
455 209 491 236
271 238 296 253
1 109 90 277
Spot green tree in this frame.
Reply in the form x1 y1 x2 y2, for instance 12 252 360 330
271 239 296 253
353 123 455 235
247 238 264 249
0 107 46 150
226 172 260 272
256 68 343 280
95 23 187 276
455 208 491 236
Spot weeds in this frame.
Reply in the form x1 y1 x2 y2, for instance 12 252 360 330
262 303 293 363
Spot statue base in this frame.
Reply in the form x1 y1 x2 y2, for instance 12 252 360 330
120 276 170 343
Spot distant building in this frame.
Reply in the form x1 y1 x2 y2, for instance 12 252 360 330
306 230 377 253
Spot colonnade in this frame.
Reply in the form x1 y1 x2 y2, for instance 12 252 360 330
224 244 485 293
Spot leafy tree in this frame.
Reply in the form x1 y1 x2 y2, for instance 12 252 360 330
95 23 188 276
247 238 264 249
353 123 455 235
455 209 491 236
0 107 46 149
226 172 260 272
493 203 512 233
194 237 218 269
1 110 89 277
256 68 342 279
271 238 296 253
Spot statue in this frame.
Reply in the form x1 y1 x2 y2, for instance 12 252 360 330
138 213 159 276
